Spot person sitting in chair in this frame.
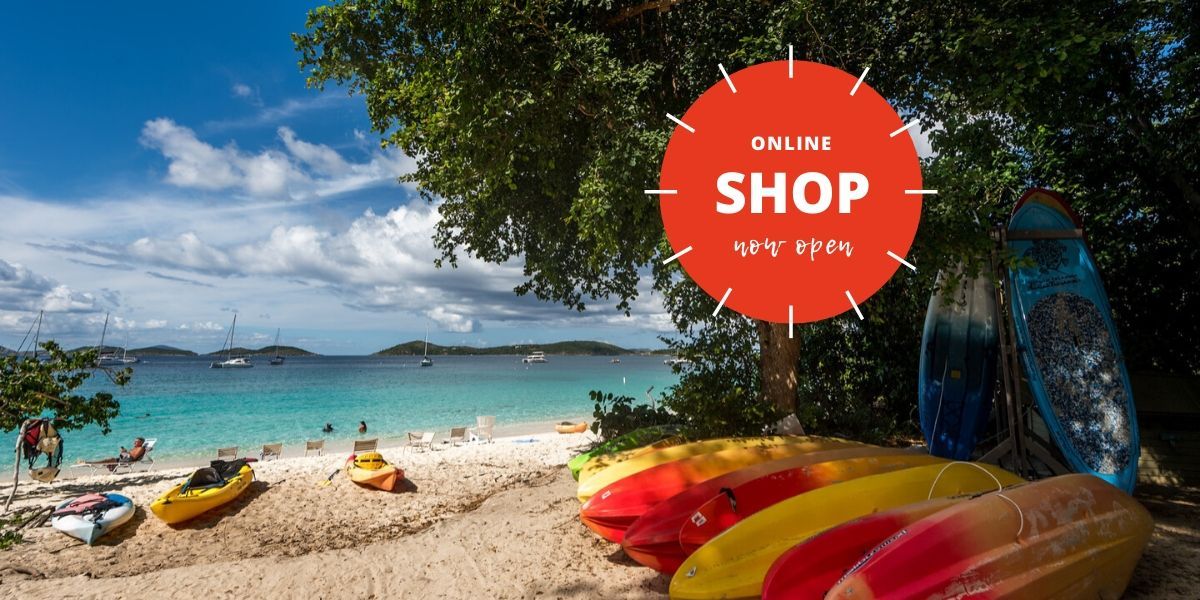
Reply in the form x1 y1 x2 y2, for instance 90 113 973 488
80 437 146 471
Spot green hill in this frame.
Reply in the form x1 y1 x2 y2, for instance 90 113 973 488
207 345 317 357
376 340 632 356
129 345 197 356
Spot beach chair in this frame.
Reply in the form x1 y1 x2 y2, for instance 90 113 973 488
448 427 467 446
353 438 378 453
216 446 239 461
260 443 283 461
407 431 435 452
109 438 157 474
305 440 325 456
473 415 495 443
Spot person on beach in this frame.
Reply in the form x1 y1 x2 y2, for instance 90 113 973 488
359 421 367 434
80 437 146 471
323 422 334 433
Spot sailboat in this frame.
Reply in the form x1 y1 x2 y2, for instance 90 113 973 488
420 326 433 367
269 329 285 366
210 315 253 369
96 315 140 366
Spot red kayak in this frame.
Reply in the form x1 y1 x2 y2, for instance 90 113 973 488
579 437 866 543
679 456 949 553
825 474 1152 599
761 496 962 599
620 450 943 573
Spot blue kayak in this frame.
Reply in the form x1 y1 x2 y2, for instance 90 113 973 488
919 269 999 460
1007 188 1140 492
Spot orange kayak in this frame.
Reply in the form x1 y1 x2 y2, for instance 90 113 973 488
826 474 1152 599
346 452 404 491
556 422 589 434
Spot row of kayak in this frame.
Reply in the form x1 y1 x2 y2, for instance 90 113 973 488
568 430 1153 599
51 452 404 545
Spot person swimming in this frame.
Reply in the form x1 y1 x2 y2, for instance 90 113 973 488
358 421 367 434
322 422 334 433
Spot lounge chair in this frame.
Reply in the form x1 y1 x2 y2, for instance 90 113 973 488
406 431 435 452
353 438 378 453
76 438 157 474
448 427 467 446
473 415 496 443
216 446 239 461
305 440 325 456
260 443 283 461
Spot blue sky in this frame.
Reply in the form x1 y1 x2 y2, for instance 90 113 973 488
0 3 672 354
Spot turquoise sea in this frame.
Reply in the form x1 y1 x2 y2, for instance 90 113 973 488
48 355 679 464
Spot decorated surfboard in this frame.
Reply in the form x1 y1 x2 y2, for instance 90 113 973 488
919 268 999 460
1007 188 1139 492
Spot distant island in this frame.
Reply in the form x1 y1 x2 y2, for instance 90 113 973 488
376 340 666 356
67 344 198 357
205 345 318 357
129 345 197 357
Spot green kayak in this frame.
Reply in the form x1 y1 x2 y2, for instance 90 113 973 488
567 425 682 480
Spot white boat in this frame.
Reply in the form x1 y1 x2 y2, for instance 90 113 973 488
95 315 139 366
664 357 691 366
269 329 285 366
420 326 433 367
522 351 547 364
211 315 253 369
51 493 135 545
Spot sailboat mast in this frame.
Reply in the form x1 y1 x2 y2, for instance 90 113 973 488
424 326 429 357
98 313 110 361
228 314 237 361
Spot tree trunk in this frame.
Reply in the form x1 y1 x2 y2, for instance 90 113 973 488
4 422 26 513
756 320 803 431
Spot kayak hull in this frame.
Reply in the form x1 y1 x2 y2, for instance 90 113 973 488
581 439 876 543
621 450 944 573
669 462 1024 600
577 436 858 503
826 474 1152 600
348 464 403 491
51 493 135 545
567 425 680 480
761 496 962 599
150 464 254 525
919 268 998 460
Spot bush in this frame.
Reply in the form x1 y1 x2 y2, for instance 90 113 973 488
589 390 674 440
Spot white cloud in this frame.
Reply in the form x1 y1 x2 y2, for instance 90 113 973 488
426 306 481 333
139 118 413 201
231 83 253 98
0 259 96 313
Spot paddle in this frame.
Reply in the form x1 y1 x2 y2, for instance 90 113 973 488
317 453 356 488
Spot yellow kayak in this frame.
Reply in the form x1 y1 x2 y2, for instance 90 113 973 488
150 460 255 525
577 436 865 502
669 462 1024 600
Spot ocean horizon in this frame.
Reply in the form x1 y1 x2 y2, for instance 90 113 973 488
42 354 680 464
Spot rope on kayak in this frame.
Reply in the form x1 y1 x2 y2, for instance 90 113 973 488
926 461 1005 500
927 461 1026 539
995 492 1026 538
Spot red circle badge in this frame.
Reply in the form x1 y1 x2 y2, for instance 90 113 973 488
658 60 923 323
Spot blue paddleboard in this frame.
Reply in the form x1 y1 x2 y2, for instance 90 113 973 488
919 269 999 460
1007 188 1140 492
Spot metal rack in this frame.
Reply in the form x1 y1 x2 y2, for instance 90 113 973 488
978 226 1073 479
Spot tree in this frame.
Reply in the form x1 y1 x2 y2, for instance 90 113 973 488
2 342 130 511
294 1 1197 438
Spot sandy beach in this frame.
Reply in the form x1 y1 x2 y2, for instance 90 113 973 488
1 430 1196 599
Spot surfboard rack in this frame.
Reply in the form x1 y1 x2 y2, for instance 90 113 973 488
979 226 1072 479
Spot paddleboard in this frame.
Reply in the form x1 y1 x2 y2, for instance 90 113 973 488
919 268 999 460
51 493 135 545
1007 188 1139 492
